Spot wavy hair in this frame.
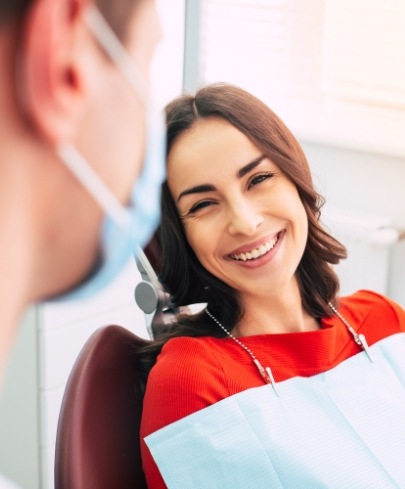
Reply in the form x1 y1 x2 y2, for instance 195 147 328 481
138 83 347 382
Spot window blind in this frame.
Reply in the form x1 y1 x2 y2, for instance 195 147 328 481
322 0 405 109
198 0 405 157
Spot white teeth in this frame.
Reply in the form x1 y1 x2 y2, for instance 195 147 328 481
231 236 279 261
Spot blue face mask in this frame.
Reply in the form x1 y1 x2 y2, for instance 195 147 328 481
53 6 166 301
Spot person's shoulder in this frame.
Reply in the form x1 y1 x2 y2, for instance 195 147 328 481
148 335 223 389
157 335 218 368
341 289 403 312
142 335 229 434
340 289 405 332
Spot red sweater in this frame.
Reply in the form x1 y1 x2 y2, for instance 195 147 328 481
141 290 405 489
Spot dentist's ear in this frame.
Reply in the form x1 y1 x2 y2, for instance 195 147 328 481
19 0 89 145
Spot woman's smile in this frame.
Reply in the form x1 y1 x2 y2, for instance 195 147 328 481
224 230 287 272
228 230 284 262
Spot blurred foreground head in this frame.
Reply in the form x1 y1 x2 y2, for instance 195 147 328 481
0 0 162 377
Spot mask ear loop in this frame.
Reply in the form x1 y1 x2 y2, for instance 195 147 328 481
83 5 149 104
56 5 152 232
56 143 131 230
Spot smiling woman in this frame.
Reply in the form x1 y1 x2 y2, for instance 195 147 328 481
158 83 345 319
168 117 309 328
138 83 405 489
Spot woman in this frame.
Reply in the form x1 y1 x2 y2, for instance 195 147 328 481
139 83 405 489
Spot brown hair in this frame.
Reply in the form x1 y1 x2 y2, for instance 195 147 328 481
138 82 347 382
0 0 31 22
0 0 141 41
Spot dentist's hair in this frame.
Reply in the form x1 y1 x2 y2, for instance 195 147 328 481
138 82 347 381
1 0 142 40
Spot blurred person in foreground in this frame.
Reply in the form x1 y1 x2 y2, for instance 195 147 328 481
0 0 165 486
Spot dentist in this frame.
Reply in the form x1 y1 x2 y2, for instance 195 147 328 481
0 0 164 486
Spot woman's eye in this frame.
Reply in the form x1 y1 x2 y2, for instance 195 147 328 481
248 172 274 189
189 200 214 214
180 199 217 221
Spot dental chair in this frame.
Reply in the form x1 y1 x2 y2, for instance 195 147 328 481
54 240 174 489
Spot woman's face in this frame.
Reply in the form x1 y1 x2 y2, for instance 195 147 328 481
167 117 308 301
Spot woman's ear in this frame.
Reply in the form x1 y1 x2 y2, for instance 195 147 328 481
19 0 88 144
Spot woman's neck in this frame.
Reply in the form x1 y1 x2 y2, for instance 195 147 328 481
234 280 320 337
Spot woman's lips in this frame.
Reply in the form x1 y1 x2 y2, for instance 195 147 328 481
228 230 285 262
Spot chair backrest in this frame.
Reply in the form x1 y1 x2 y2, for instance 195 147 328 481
55 325 151 489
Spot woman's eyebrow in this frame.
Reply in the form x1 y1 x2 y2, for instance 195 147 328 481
176 155 267 203
237 155 266 179
176 184 216 203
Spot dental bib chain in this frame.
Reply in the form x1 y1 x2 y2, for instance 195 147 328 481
205 309 281 396
205 302 374 397
327 302 374 363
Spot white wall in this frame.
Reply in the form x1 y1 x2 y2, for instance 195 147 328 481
0 309 40 489
303 142 405 228
301 140 405 306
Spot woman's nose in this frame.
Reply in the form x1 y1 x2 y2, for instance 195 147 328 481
227 201 263 236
